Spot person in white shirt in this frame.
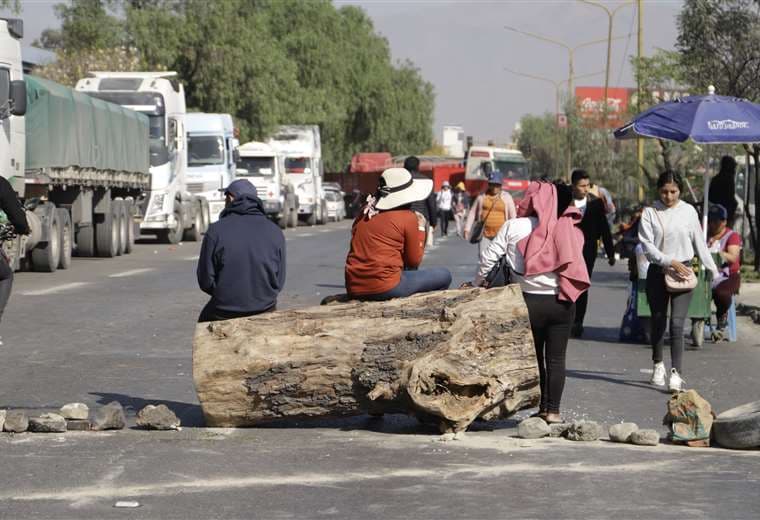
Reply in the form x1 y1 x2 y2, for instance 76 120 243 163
638 171 719 392
436 181 453 236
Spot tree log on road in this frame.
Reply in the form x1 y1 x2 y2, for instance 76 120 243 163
193 285 539 433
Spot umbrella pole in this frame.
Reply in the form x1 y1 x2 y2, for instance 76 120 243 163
702 155 711 241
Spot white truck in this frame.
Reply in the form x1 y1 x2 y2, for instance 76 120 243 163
75 71 207 243
235 141 298 229
185 113 238 223
1 18 153 272
267 125 327 225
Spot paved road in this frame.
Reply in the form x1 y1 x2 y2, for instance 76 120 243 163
1 223 758 519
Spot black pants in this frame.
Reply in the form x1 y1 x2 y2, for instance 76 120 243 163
524 292 576 414
574 255 596 327
646 264 693 373
439 210 451 235
198 301 275 323
0 253 13 325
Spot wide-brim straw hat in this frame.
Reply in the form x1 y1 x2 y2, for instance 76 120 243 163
375 168 433 210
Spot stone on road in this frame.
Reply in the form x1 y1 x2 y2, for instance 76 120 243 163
609 422 639 443
565 420 601 442
60 402 89 420
136 404 180 430
28 413 67 433
518 417 550 439
630 429 660 446
3 410 28 433
92 402 126 431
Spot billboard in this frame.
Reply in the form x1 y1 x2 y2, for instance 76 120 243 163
575 86 692 128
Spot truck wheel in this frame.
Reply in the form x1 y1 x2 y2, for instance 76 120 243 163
317 200 328 225
31 208 61 272
115 200 127 256
183 203 203 242
95 203 118 258
201 200 210 233
157 202 183 244
713 400 760 449
306 211 316 226
124 201 136 254
57 209 72 270
75 224 95 257
288 203 298 228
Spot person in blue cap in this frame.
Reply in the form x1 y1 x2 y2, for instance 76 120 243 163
197 179 286 322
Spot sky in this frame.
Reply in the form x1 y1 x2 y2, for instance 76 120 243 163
4 0 684 145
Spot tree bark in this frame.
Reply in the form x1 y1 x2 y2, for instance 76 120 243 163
193 285 540 433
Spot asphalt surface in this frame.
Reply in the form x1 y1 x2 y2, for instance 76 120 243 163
1 221 759 519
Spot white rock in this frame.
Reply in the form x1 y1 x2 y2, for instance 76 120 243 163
60 403 89 420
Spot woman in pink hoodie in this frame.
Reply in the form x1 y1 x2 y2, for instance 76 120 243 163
473 181 589 423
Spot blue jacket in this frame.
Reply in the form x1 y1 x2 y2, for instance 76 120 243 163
197 195 286 313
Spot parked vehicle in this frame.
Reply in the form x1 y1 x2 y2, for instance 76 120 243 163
185 113 239 223
76 71 206 243
0 18 152 272
324 187 345 222
267 125 327 225
464 146 530 200
235 141 298 229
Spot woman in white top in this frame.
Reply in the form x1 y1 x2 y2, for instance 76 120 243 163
638 171 719 392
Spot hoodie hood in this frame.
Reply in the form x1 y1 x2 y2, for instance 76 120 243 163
220 193 266 218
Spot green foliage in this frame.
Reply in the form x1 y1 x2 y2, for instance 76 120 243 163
34 0 434 171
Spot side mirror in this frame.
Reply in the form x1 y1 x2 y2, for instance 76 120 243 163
232 149 240 163
10 80 26 116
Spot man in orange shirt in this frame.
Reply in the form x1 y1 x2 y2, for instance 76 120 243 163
464 170 517 263
345 168 452 300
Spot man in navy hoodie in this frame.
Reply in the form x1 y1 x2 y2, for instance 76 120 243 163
197 180 286 322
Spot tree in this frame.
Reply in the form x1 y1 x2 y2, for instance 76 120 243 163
55 0 124 51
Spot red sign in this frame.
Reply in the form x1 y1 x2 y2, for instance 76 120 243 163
575 86 632 128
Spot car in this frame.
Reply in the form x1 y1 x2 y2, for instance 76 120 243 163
324 188 346 222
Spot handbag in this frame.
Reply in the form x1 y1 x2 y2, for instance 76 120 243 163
652 208 697 292
469 196 496 244
484 255 512 288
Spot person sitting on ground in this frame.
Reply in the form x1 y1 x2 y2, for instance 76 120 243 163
197 179 286 322
707 204 742 339
345 168 452 301
464 166 517 263
471 181 589 424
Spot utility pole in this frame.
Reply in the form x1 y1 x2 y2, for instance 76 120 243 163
637 0 644 202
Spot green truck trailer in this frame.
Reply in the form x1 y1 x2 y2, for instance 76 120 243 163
1 68 152 272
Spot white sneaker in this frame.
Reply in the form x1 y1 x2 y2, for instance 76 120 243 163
668 368 685 392
650 362 666 386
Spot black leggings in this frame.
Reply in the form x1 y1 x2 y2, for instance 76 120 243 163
646 264 693 373
0 254 13 325
523 292 576 414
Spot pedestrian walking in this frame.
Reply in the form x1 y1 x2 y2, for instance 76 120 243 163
345 168 451 301
570 169 615 338
452 181 469 238
405 156 437 247
0 175 30 342
436 181 453 236
197 180 286 322
638 171 719 392
472 181 589 423
708 155 739 225
464 170 516 263
707 203 742 340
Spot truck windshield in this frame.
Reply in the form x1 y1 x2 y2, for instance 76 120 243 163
236 157 275 176
285 157 311 174
85 91 166 142
188 135 225 166
494 160 528 180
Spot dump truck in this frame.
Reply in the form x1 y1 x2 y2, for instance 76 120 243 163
0 18 152 272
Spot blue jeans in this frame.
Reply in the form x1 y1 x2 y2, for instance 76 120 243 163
359 268 452 301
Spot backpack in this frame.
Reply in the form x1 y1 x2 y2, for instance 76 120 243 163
663 389 715 447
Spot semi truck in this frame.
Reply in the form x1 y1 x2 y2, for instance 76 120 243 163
185 112 238 223
235 141 298 229
75 71 207 243
267 125 327 225
1 18 152 272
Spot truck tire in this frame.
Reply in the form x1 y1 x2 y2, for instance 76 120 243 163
157 202 183 244
57 208 72 270
306 211 316 226
713 400 760 449
201 200 210 234
31 208 61 272
115 200 128 256
317 200 328 225
183 203 203 242
75 224 96 257
124 200 136 254
288 202 298 228
95 203 118 258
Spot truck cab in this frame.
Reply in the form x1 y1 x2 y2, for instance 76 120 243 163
75 72 206 243
0 18 26 197
235 141 297 229
267 125 326 226
465 146 530 200
185 113 238 223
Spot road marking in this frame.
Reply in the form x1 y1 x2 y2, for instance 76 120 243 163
183 255 200 261
108 268 156 278
640 368 654 374
21 282 91 296
297 233 314 238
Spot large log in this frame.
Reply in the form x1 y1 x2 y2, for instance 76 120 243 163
193 285 539 433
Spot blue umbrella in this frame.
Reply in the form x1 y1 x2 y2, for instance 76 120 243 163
614 92 760 144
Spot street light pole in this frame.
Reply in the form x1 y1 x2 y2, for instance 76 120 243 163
637 0 644 202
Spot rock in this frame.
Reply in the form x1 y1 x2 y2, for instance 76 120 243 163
518 417 551 439
136 404 180 430
630 429 660 446
3 410 28 433
565 420 601 442
609 422 639 443
66 419 91 431
549 422 571 438
437 432 456 442
60 403 89 420
0 410 5 432
92 402 126 431
28 413 67 433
